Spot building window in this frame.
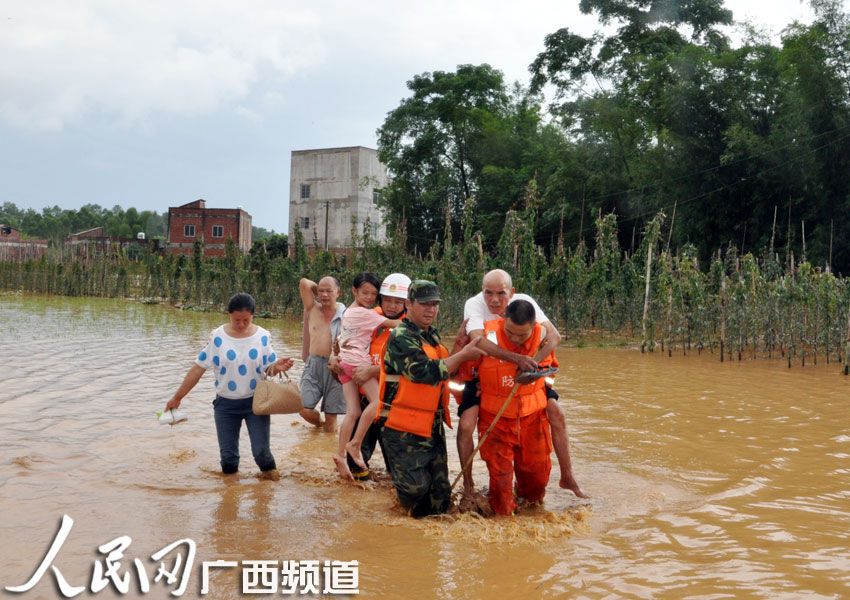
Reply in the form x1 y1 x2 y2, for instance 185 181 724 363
300 184 310 199
372 190 380 205
370 222 378 237
300 217 310 229
211 225 224 238
184 224 195 237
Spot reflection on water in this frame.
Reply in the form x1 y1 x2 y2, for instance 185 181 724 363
1 294 849 598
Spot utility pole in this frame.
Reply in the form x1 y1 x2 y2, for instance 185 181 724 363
324 201 329 251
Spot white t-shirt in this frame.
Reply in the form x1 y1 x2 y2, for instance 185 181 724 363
463 292 549 333
195 325 278 399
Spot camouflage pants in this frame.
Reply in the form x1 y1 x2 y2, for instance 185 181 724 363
381 415 450 518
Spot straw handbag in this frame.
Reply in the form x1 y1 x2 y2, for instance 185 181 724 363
253 372 302 415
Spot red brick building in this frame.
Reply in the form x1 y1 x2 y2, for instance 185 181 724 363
0 225 48 260
167 200 252 257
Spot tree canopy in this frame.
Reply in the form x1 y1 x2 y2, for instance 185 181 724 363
0 202 166 244
376 64 509 254
376 0 850 273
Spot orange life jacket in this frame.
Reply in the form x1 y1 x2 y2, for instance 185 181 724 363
452 319 558 402
370 306 391 366
369 309 403 405
477 319 549 419
382 342 451 438
454 353 476 382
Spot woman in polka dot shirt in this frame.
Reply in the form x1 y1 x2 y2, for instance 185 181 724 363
165 293 294 476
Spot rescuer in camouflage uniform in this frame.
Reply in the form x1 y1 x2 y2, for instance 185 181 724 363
380 280 485 517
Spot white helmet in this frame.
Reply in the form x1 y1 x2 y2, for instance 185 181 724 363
380 273 411 299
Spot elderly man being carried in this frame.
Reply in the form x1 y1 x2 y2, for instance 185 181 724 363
471 299 556 514
456 269 586 500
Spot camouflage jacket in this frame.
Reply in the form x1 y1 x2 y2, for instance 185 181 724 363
382 318 449 407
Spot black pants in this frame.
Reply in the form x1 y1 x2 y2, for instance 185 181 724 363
457 379 559 416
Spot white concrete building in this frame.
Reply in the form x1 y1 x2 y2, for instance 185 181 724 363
289 146 388 250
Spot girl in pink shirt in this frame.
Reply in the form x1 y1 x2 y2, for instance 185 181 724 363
334 272 399 479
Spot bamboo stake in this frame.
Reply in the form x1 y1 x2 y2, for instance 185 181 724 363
770 205 777 255
641 237 653 353
829 219 833 275
844 304 850 375
786 197 792 269
578 191 585 241
559 206 565 252
803 312 807 367
666 260 673 357
720 271 727 363
666 199 677 253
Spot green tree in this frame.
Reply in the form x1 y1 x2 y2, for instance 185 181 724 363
0 202 24 229
377 64 509 254
531 0 733 248
474 85 571 250
250 233 289 260
777 2 850 272
530 0 850 273
252 225 276 241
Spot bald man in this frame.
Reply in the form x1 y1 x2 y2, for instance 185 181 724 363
456 269 586 499
299 276 347 432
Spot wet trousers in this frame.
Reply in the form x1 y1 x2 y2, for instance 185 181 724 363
213 396 276 474
478 408 552 515
381 414 450 517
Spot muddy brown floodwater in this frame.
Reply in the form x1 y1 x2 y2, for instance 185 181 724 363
1 295 849 599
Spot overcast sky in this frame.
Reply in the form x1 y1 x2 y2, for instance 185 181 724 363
0 0 831 234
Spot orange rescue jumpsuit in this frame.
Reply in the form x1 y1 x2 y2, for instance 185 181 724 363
476 319 553 515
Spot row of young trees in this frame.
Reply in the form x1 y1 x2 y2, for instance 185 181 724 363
376 0 850 274
3 189 850 370
0 201 281 248
0 202 168 244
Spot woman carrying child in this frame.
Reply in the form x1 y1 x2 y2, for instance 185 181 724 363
333 272 400 480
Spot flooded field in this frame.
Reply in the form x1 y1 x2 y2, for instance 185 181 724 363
1 294 848 599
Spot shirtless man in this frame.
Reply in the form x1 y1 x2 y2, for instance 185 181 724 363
456 269 587 499
299 276 346 432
